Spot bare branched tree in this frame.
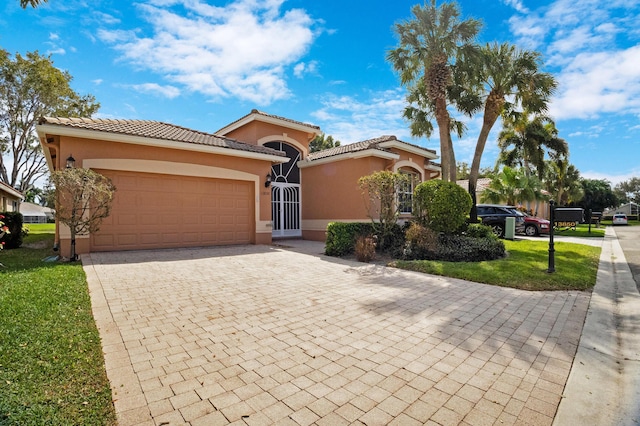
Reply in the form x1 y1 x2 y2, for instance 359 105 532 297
50 168 116 260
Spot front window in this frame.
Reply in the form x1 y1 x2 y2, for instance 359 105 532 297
398 171 419 214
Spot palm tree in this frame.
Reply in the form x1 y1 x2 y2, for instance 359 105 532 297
20 0 47 8
466 42 557 222
481 166 544 206
387 0 481 182
544 157 583 205
497 112 568 180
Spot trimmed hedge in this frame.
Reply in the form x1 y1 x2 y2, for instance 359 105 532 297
404 223 505 262
325 222 377 256
1 212 24 249
325 221 405 256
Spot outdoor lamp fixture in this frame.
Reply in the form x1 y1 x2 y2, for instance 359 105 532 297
265 172 273 188
65 154 76 169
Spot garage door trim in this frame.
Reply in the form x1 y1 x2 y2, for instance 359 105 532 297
82 158 271 235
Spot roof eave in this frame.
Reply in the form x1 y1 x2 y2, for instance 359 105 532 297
0 183 23 199
377 140 438 160
36 124 289 165
298 149 400 168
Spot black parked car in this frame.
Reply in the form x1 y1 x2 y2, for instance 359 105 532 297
476 204 526 237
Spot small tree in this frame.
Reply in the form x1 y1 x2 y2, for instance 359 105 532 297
50 168 116 260
413 180 471 234
358 171 409 249
309 133 341 153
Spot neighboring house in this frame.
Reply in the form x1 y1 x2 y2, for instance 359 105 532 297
0 181 22 212
457 178 551 219
37 110 441 255
20 202 55 224
605 202 639 217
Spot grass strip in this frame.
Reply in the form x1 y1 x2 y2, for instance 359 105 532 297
0 232 116 425
392 239 601 291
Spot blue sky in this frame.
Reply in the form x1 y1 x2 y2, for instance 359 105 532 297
2 0 639 185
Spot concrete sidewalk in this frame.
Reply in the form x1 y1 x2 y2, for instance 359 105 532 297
554 227 640 425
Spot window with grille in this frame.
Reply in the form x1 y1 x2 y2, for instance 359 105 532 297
398 171 419 214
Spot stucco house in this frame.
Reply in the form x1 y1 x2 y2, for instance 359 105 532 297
20 201 55 224
37 110 440 255
605 202 639 218
0 181 22 212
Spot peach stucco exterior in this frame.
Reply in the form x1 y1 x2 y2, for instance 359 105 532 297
299 144 440 241
37 110 440 255
0 182 23 213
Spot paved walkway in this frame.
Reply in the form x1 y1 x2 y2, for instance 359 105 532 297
84 238 595 425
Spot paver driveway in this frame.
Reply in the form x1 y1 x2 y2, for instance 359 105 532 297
84 242 590 426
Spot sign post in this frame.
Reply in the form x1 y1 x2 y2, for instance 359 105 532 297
548 200 555 273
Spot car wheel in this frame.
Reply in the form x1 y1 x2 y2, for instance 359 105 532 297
525 224 538 236
491 224 504 237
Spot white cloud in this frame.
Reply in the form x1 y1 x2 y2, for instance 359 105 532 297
92 78 103 85
129 83 181 99
311 89 412 144
293 61 318 78
507 1 640 121
581 168 640 186
501 0 529 13
549 45 640 119
97 0 316 105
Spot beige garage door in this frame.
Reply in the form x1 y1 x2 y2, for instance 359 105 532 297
91 170 253 251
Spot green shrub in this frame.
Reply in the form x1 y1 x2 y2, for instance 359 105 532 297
464 223 497 239
413 180 471 234
354 235 376 262
0 212 24 249
325 221 405 257
325 222 376 256
403 224 505 262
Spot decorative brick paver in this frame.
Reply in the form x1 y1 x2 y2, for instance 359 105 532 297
84 242 590 425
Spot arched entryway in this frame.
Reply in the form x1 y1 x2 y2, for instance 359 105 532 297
264 141 301 238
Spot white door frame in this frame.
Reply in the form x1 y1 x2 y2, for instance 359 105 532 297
271 182 301 238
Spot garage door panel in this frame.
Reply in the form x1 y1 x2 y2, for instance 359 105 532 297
91 170 253 251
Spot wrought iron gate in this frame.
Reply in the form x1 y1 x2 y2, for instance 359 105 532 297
271 183 301 238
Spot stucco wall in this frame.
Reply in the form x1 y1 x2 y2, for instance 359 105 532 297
51 135 275 254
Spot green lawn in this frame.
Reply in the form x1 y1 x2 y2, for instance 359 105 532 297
0 231 116 425
23 223 56 234
552 223 605 237
392 239 601 291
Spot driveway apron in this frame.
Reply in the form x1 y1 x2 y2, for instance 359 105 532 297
84 243 590 426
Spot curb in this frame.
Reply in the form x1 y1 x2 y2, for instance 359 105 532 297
554 227 640 425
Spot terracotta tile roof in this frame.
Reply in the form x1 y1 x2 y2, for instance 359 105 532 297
457 178 493 192
217 109 321 134
38 117 286 157
307 135 436 161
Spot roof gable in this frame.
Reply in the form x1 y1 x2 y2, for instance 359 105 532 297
216 109 321 136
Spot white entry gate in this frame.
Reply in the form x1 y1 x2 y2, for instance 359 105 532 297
271 183 301 238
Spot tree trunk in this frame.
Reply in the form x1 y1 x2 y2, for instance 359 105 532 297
448 133 457 182
435 97 451 182
469 99 501 223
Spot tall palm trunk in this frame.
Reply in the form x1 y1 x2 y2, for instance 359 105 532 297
469 95 502 222
435 97 451 181
447 133 456 182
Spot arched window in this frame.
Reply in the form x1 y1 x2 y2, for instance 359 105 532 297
264 141 301 184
